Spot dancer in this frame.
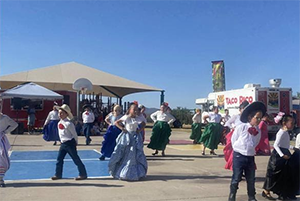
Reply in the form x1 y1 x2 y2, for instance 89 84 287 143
43 103 60 145
289 133 300 198
200 106 223 155
223 109 231 125
0 107 18 187
190 108 202 144
147 102 175 156
224 101 249 170
228 101 266 201
108 103 147 181
138 104 147 142
82 104 95 145
99 105 123 161
255 113 272 156
51 104 87 180
262 113 296 200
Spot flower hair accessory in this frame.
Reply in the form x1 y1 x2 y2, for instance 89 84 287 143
274 112 285 124
133 101 138 105
163 102 169 107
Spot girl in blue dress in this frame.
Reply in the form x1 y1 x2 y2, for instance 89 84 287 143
99 105 122 160
108 103 147 181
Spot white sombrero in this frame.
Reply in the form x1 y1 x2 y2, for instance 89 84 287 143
58 104 74 120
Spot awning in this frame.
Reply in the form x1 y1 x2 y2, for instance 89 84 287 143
1 82 63 100
0 62 162 98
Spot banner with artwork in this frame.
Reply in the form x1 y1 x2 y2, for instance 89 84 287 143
267 91 279 113
212 60 225 92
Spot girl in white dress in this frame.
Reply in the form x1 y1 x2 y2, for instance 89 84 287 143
0 100 18 187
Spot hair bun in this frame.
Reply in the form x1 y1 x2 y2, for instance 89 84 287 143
274 112 285 124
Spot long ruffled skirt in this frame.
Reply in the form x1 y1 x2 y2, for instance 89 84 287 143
263 148 293 197
0 135 11 178
108 131 147 181
223 129 234 170
190 123 202 143
43 120 60 141
101 125 122 158
199 123 223 150
147 121 171 151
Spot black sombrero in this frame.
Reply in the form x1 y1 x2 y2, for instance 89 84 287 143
82 104 92 110
240 101 267 123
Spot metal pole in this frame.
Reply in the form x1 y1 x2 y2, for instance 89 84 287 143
77 91 80 119
160 90 165 105
119 97 122 106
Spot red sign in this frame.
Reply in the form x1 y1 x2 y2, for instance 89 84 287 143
226 96 254 105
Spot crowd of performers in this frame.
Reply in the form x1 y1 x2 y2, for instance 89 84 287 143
0 100 299 201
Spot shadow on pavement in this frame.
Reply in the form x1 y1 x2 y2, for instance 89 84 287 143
146 154 225 160
6 182 124 188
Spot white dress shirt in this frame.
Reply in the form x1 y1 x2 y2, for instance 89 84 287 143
44 110 60 126
223 114 231 123
295 133 300 149
208 112 222 123
231 123 261 156
224 114 243 129
82 111 95 123
273 129 290 157
192 113 202 124
120 115 146 133
0 114 18 135
150 111 175 125
58 118 78 143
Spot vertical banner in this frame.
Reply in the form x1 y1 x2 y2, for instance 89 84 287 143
212 60 226 92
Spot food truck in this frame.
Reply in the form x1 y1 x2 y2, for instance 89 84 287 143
196 79 292 134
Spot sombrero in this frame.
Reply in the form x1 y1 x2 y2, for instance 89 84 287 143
58 104 74 120
240 101 266 123
83 104 92 110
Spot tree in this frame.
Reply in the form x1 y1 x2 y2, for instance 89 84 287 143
171 107 193 125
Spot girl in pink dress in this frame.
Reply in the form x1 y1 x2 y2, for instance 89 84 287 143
224 101 249 170
255 113 272 156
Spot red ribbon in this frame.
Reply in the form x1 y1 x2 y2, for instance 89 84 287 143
58 123 65 130
248 127 258 136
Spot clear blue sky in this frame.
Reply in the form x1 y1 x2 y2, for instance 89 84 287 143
0 0 299 109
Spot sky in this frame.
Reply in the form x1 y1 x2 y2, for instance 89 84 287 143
0 0 299 109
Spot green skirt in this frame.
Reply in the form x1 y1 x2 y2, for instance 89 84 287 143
147 121 172 151
190 123 202 142
199 123 223 150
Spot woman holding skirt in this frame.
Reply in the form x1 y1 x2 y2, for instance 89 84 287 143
147 102 175 156
262 113 295 200
99 105 122 161
108 103 147 181
0 105 18 187
190 109 202 144
200 106 223 155
255 113 272 156
223 101 249 170
43 104 60 145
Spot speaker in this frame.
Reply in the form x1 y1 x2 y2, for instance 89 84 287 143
11 122 24 135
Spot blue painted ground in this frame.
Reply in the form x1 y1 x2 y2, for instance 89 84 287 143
5 150 110 181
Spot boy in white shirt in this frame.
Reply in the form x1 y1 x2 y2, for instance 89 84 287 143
51 104 87 181
228 102 266 201
82 105 95 145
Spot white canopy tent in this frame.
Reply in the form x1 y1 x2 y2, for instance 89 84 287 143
1 82 63 100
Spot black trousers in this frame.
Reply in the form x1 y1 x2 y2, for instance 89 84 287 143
55 139 87 177
230 151 256 198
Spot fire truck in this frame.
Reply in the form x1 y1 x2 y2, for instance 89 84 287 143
196 79 292 135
